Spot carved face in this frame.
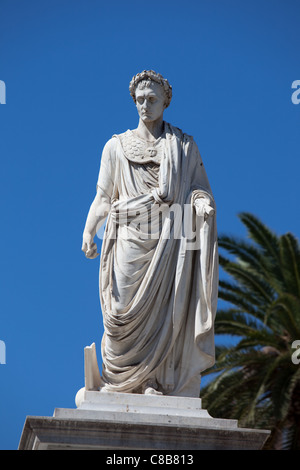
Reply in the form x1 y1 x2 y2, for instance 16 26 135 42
135 81 166 123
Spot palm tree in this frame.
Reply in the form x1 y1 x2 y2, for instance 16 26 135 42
201 212 300 450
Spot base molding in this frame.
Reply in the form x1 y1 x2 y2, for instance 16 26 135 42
19 390 270 450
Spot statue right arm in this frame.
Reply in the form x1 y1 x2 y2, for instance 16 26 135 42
82 138 116 259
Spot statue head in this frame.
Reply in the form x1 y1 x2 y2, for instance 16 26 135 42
129 70 172 110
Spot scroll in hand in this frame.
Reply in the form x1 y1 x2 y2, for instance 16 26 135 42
194 198 215 221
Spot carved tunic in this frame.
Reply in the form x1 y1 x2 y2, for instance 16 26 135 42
95 122 218 397
119 129 164 165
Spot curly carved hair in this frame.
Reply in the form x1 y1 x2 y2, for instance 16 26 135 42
129 70 172 108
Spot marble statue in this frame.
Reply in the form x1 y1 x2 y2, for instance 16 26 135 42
82 70 218 397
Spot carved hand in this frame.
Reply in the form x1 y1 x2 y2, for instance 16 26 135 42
82 232 99 259
194 197 215 220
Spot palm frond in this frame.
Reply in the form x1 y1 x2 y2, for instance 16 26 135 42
238 212 280 261
219 265 274 306
265 294 300 339
218 234 264 272
203 212 300 448
279 233 300 297
215 309 271 339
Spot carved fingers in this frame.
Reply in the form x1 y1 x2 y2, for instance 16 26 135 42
82 233 99 259
194 198 215 220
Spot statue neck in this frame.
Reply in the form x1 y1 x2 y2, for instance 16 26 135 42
135 117 164 143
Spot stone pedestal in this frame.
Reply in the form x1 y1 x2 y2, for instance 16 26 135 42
18 390 270 450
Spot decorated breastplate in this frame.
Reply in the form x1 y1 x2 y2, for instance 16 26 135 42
118 130 165 164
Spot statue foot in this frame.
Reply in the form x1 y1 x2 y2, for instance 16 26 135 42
143 386 163 395
142 378 163 395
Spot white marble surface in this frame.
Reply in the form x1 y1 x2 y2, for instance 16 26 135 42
81 70 218 397
54 389 238 430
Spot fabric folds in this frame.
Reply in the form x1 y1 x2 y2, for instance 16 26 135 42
96 122 218 397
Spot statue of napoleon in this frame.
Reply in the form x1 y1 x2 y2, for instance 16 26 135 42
82 70 218 397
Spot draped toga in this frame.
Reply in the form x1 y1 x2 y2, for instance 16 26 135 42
95 122 218 397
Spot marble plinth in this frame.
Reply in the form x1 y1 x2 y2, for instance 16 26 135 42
18 390 270 450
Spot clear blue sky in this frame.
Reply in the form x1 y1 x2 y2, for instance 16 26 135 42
0 0 300 449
